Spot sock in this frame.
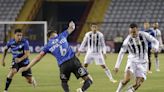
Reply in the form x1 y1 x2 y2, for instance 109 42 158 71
104 68 113 80
116 81 125 92
61 80 69 92
148 62 151 71
82 78 93 91
5 78 12 91
155 58 160 70
127 86 135 92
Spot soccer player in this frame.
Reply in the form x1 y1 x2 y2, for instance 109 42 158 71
143 22 155 73
152 22 163 71
114 23 159 92
1 29 36 92
77 23 117 83
19 21 93 92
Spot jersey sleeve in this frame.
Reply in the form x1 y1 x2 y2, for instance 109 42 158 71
115 36 129 68
100 34 106 54
42 45 49 54
60 30 69 38
6 40 11 48
79 33 88 51
143 32 159 50
24 40 30 50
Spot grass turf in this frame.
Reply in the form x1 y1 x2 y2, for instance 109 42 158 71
0 53 164 92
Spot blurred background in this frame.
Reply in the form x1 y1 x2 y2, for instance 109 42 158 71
0 0 164 53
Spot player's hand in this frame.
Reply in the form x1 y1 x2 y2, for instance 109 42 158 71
113 68 119 74
15 58 21 63
18 67 28 73
69 21 75 30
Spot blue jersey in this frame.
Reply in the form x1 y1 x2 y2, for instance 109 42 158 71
42 30 75 65
6 38 30 64
145 29 155 48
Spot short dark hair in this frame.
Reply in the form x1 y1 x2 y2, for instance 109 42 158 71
129 23 138 28
90 22 98 26
14 29 22 34
47 31 56 38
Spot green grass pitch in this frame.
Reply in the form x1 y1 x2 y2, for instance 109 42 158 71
0 53 164 92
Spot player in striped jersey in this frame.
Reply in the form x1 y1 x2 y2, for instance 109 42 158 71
78 23 117 83
152 22 163 72
114 23 159 92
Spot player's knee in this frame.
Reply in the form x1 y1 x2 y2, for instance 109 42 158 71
61 80 68 86
136 79 144 87
155 54 158 58
85 78 93 85
26 77 32 84
122 79 130 85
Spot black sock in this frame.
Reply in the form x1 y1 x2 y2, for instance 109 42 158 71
5 78 12 91
82 78 93 91
61 80 69 92
149 62 151 71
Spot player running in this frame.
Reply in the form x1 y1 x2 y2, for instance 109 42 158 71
19 21 93 92
152 22 163 72
143 22 155 73
77 23 117 83
1 29 37 92
114 23 159 92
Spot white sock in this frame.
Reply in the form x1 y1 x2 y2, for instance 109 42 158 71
104 68 113 80
127 86 135 92
155 58 160 70
116 81 124 92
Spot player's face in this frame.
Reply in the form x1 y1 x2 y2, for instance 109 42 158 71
129 27 138 38
153 23 159 29
14 32 23 42
144 22 150 30
91 25 98 32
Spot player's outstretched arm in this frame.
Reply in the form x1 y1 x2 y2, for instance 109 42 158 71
67 21 75 34
1 46 8 67
19 51 46 72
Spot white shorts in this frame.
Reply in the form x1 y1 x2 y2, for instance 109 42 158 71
84 53 105 65
125 59 148 80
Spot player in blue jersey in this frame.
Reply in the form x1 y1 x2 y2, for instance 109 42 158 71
143 22 155 73
1 29 36 92
19 21 93 92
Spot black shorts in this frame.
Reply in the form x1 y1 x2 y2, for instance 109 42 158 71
12 60 32 77
59 56 88 81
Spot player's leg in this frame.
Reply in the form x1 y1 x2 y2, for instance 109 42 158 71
100 64 117 83
95 53 116 83
127 62 147 92
154 52 160 71
116 70 131 92
83 53 93 69
71 56 93 92
4 68 17 92
148 47 152 73
22 68 37 87
60 60 72 92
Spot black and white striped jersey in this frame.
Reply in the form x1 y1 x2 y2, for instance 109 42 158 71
79 31 106 54
115 31 159 68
